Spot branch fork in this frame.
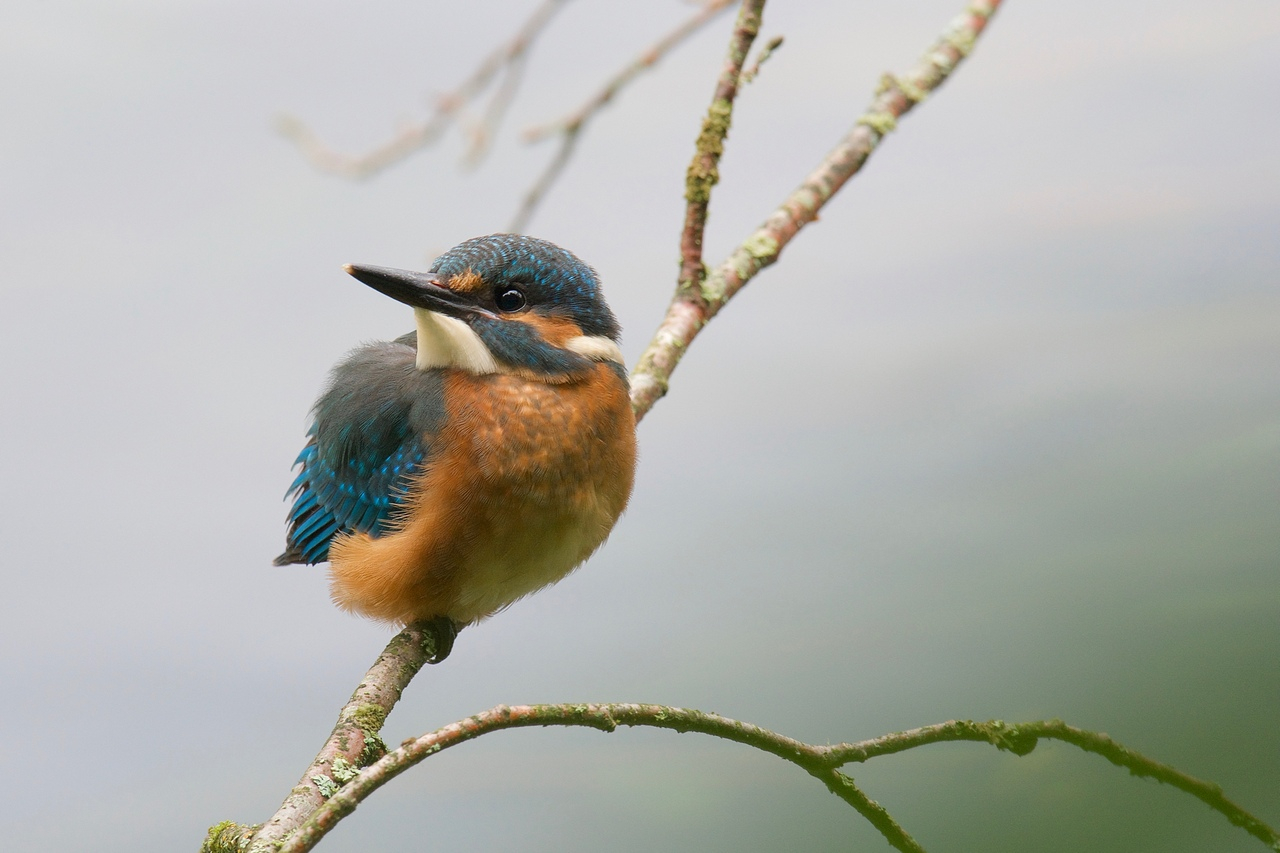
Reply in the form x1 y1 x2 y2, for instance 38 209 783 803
220 3 1274 852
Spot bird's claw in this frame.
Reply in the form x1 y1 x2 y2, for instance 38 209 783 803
423 616 459 664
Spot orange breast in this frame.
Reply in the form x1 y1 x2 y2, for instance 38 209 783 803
327 363 636 625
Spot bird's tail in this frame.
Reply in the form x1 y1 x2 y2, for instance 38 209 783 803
273 548 305 566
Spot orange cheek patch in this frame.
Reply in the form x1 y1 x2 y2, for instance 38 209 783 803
512 313 583 347
447 269 486 295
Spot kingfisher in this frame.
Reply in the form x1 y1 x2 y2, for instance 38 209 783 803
275 235 637 662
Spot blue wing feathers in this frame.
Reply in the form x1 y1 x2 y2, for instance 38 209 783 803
275 339 445 566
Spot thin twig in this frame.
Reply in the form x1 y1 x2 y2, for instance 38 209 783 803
277 0 571 179
279 704 1279 853
631 0 1004 419
463 49 531 168
510 0 737 232
828 719 1280 850
244 623 446 853
507 125 580 233
523 0 737 142
741 35 783 84
678 0 766 300
809 766 926 853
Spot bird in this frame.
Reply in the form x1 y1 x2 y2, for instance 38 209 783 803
275 234 637 662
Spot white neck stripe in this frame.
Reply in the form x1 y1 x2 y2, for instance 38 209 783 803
564 334 624 365
413 312 624 374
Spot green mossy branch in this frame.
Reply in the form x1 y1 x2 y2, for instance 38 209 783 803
677 0 766 298
200 821 258 853
685 98 734 206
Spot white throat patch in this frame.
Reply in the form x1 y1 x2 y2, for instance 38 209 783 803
414 308 498 374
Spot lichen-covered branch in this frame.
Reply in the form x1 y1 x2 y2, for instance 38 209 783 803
276 0 570 179
509 0 737 232
631 0 1003 419
678 0 766 300
200 820 258 853
277 704 1278 853
244 623 447 853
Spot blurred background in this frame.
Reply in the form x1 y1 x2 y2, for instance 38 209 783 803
1 1 1276 850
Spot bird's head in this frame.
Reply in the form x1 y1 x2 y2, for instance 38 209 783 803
345 234 623 381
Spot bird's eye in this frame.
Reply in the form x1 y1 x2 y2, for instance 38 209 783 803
496 287 527 312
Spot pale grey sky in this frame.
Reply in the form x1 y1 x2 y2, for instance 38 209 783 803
0 1 1277 850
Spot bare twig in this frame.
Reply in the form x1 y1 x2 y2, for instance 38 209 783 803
678 0 766 300
631 0 1004 419
522 0 736 143
280 704 1279 853
509 0 737 232
463 50 531 168
277 0 570 179
507 125 580 234
244 623 447 853
741 34 783 84
809 766 926 853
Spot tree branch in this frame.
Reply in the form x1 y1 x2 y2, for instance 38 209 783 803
507 125 580 234
509 0 737 232
279 704 1279 853
740 35 783 85
276 0 571 179
677 0 765 300
808 766 926 853
460 48 531 168
631 0 1003 420
222 5 1277 852
278 703 924 853
244 623 447 853
228 2 1021 849
829 718 1280 850
522 0 736 144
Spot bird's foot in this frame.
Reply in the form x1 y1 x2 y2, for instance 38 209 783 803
421 616 460 664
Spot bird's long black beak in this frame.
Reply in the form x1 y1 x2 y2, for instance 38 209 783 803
344 264 494 319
